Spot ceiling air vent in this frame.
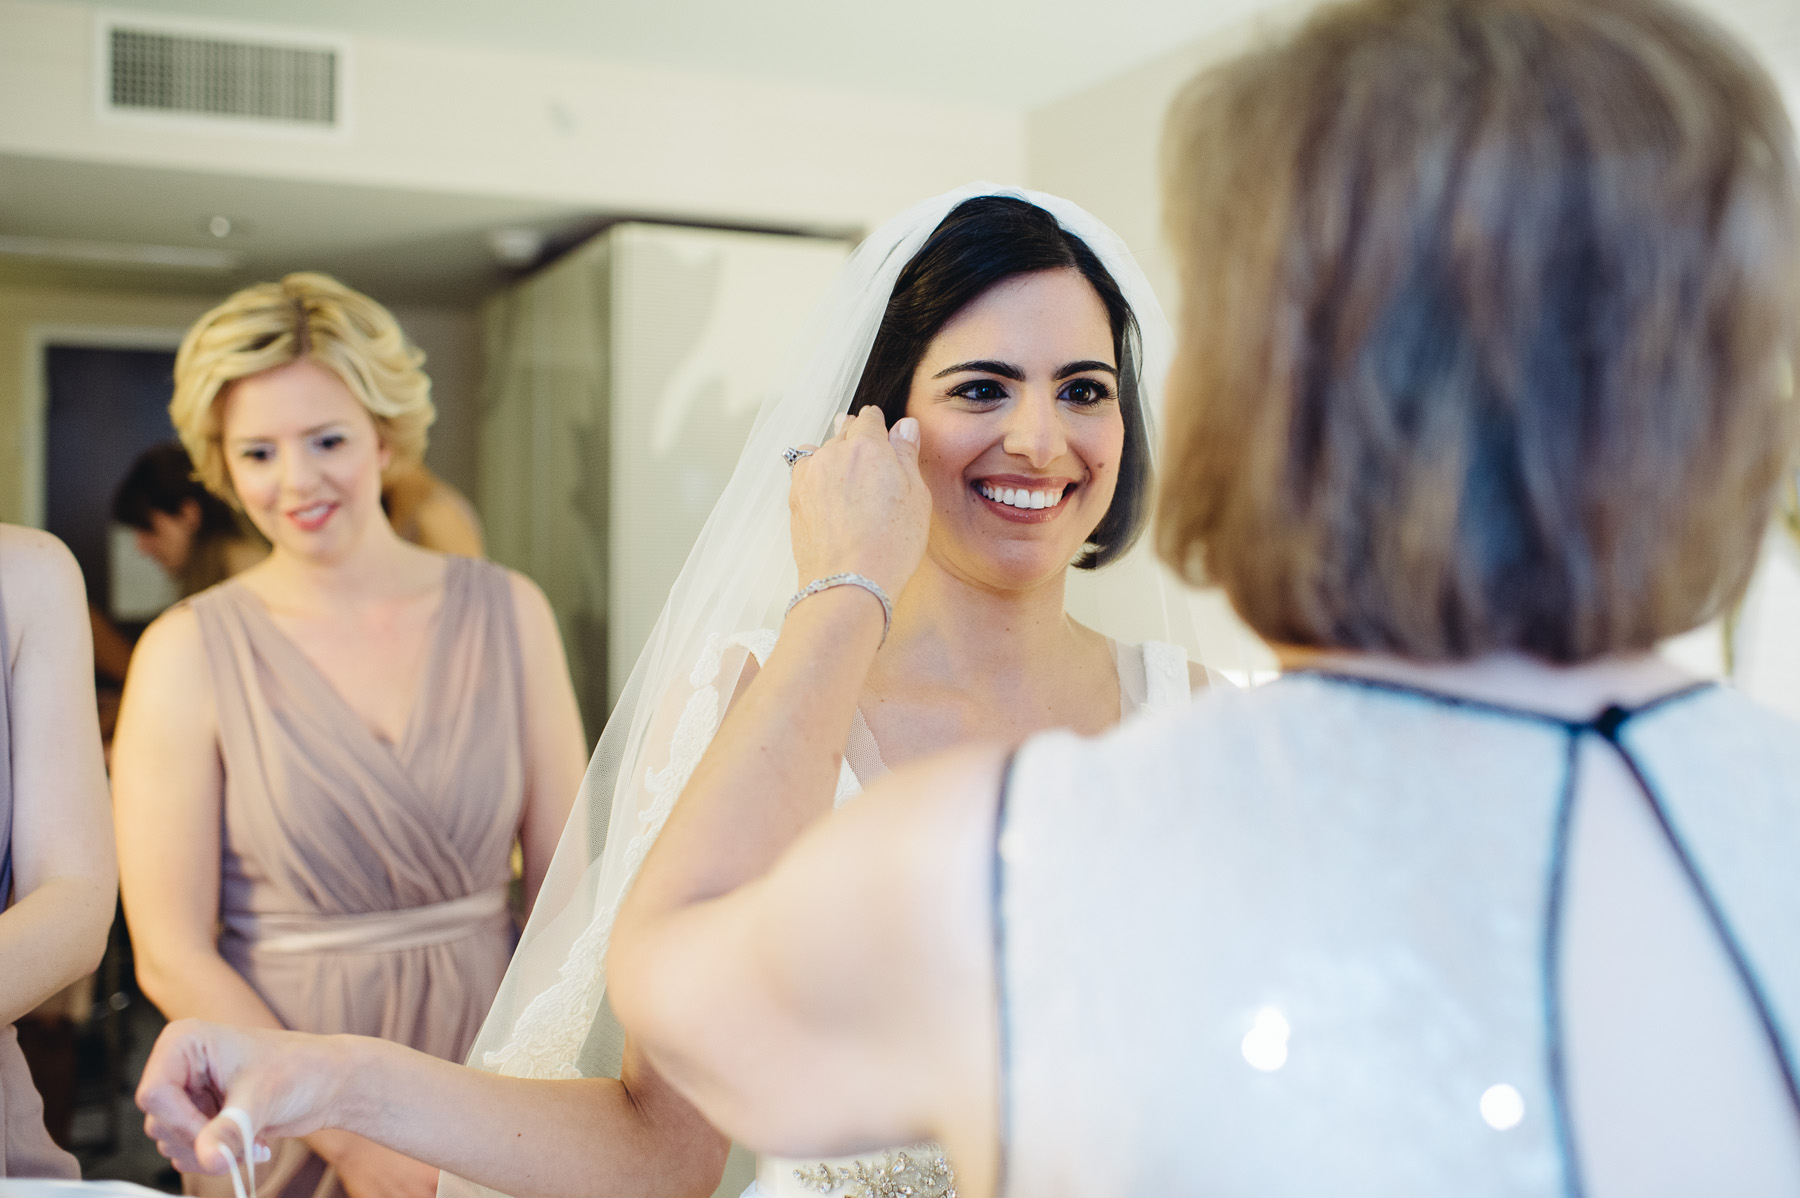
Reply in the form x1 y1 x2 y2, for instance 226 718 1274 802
101 16 345 130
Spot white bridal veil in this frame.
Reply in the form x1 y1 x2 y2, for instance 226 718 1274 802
445 183 1253 1195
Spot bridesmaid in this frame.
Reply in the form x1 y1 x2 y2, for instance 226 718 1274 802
112 273 586 1198
0 525 115 1177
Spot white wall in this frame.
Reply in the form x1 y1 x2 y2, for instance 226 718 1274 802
0 0 1026 233
1028 0 1799 308
1027 8 1290 317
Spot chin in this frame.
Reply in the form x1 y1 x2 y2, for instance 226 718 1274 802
966 545 1082 593
270 523 350 562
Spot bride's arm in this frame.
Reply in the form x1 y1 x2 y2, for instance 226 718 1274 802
625 406 930 915
137 1021 725 1198
610 743 1010 1197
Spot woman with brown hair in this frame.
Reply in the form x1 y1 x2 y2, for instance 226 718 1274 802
113 274 586 1198
112 442 267 598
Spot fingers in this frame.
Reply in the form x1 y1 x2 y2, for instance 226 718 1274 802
196 1107 271 1176
889 416 920 451
841 405 892 443
144 1106 209 1174
136 1021 218 1170
136 1020 275 1176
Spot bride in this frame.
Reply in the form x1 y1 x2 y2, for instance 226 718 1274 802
134 186 1225 1198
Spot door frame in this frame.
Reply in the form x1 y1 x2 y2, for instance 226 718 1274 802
21 324 187 528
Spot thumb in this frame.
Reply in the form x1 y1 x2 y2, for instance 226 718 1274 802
196 1104 270 1176
889 417 921 466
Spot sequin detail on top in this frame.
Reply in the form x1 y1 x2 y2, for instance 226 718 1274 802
793 1149 957 1197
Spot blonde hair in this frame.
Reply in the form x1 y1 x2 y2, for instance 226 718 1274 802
170 272 434 501
1157 0 1800 663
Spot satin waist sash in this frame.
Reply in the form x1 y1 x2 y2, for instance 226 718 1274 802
222 887 510 955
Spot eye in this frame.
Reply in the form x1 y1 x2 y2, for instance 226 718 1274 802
238 445 273 463
1060 378 1113 406
949 378 1009 404
313 432 347 452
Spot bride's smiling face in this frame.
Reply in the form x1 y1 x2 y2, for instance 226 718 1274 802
905 267 1124 591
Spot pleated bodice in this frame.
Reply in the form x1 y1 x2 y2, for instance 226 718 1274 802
188 556 528 1198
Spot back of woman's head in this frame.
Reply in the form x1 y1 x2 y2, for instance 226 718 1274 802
111 442 239 538
851 195 1151 568
1158 0 1800 662
170 272 433 503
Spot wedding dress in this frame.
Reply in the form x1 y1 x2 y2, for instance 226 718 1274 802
440 184 1247 1198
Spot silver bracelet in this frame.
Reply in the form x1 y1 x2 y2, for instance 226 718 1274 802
785 573 893 644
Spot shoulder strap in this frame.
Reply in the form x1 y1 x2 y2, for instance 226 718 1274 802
1140 641 1191 713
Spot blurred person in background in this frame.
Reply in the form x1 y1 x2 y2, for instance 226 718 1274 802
0 525 117 1178
111 273 585 1198
87 442 268 739
113 442 269 600
382 459 484 558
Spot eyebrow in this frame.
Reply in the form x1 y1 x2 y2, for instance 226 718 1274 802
932 359 1118 381
227 421 348 446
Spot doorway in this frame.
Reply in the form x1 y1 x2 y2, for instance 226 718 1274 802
42 343 182 619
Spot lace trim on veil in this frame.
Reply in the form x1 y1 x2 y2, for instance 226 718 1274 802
483 628 779 1078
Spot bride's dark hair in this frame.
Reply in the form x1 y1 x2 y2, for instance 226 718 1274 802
848 195 1149 569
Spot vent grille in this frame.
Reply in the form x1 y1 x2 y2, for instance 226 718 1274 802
109 27 338 126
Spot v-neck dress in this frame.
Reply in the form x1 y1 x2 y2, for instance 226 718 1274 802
188 556 526 1198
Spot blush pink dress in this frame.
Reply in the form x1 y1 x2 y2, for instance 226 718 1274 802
187 556 526 1198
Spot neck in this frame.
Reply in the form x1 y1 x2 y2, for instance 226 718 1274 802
255 517 423 610
1279 646 1703 722
875 552 1087 698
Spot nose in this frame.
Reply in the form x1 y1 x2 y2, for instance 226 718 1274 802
277 444 321 495
1001 386 1067 469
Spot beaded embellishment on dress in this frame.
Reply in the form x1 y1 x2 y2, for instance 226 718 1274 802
792 1149 956 1197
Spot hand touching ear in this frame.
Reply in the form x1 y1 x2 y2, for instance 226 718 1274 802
788 407 931 598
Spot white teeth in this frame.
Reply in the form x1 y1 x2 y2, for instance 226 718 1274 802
979 482 1064 510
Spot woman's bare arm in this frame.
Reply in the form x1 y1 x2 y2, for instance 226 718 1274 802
506 571 586 915
612 408 929 927
113 606 287 1031
0 527 116 1025
610 744 1007 1196
138 1020 726 1198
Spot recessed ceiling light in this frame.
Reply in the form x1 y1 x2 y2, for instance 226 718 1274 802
487 227 545 268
